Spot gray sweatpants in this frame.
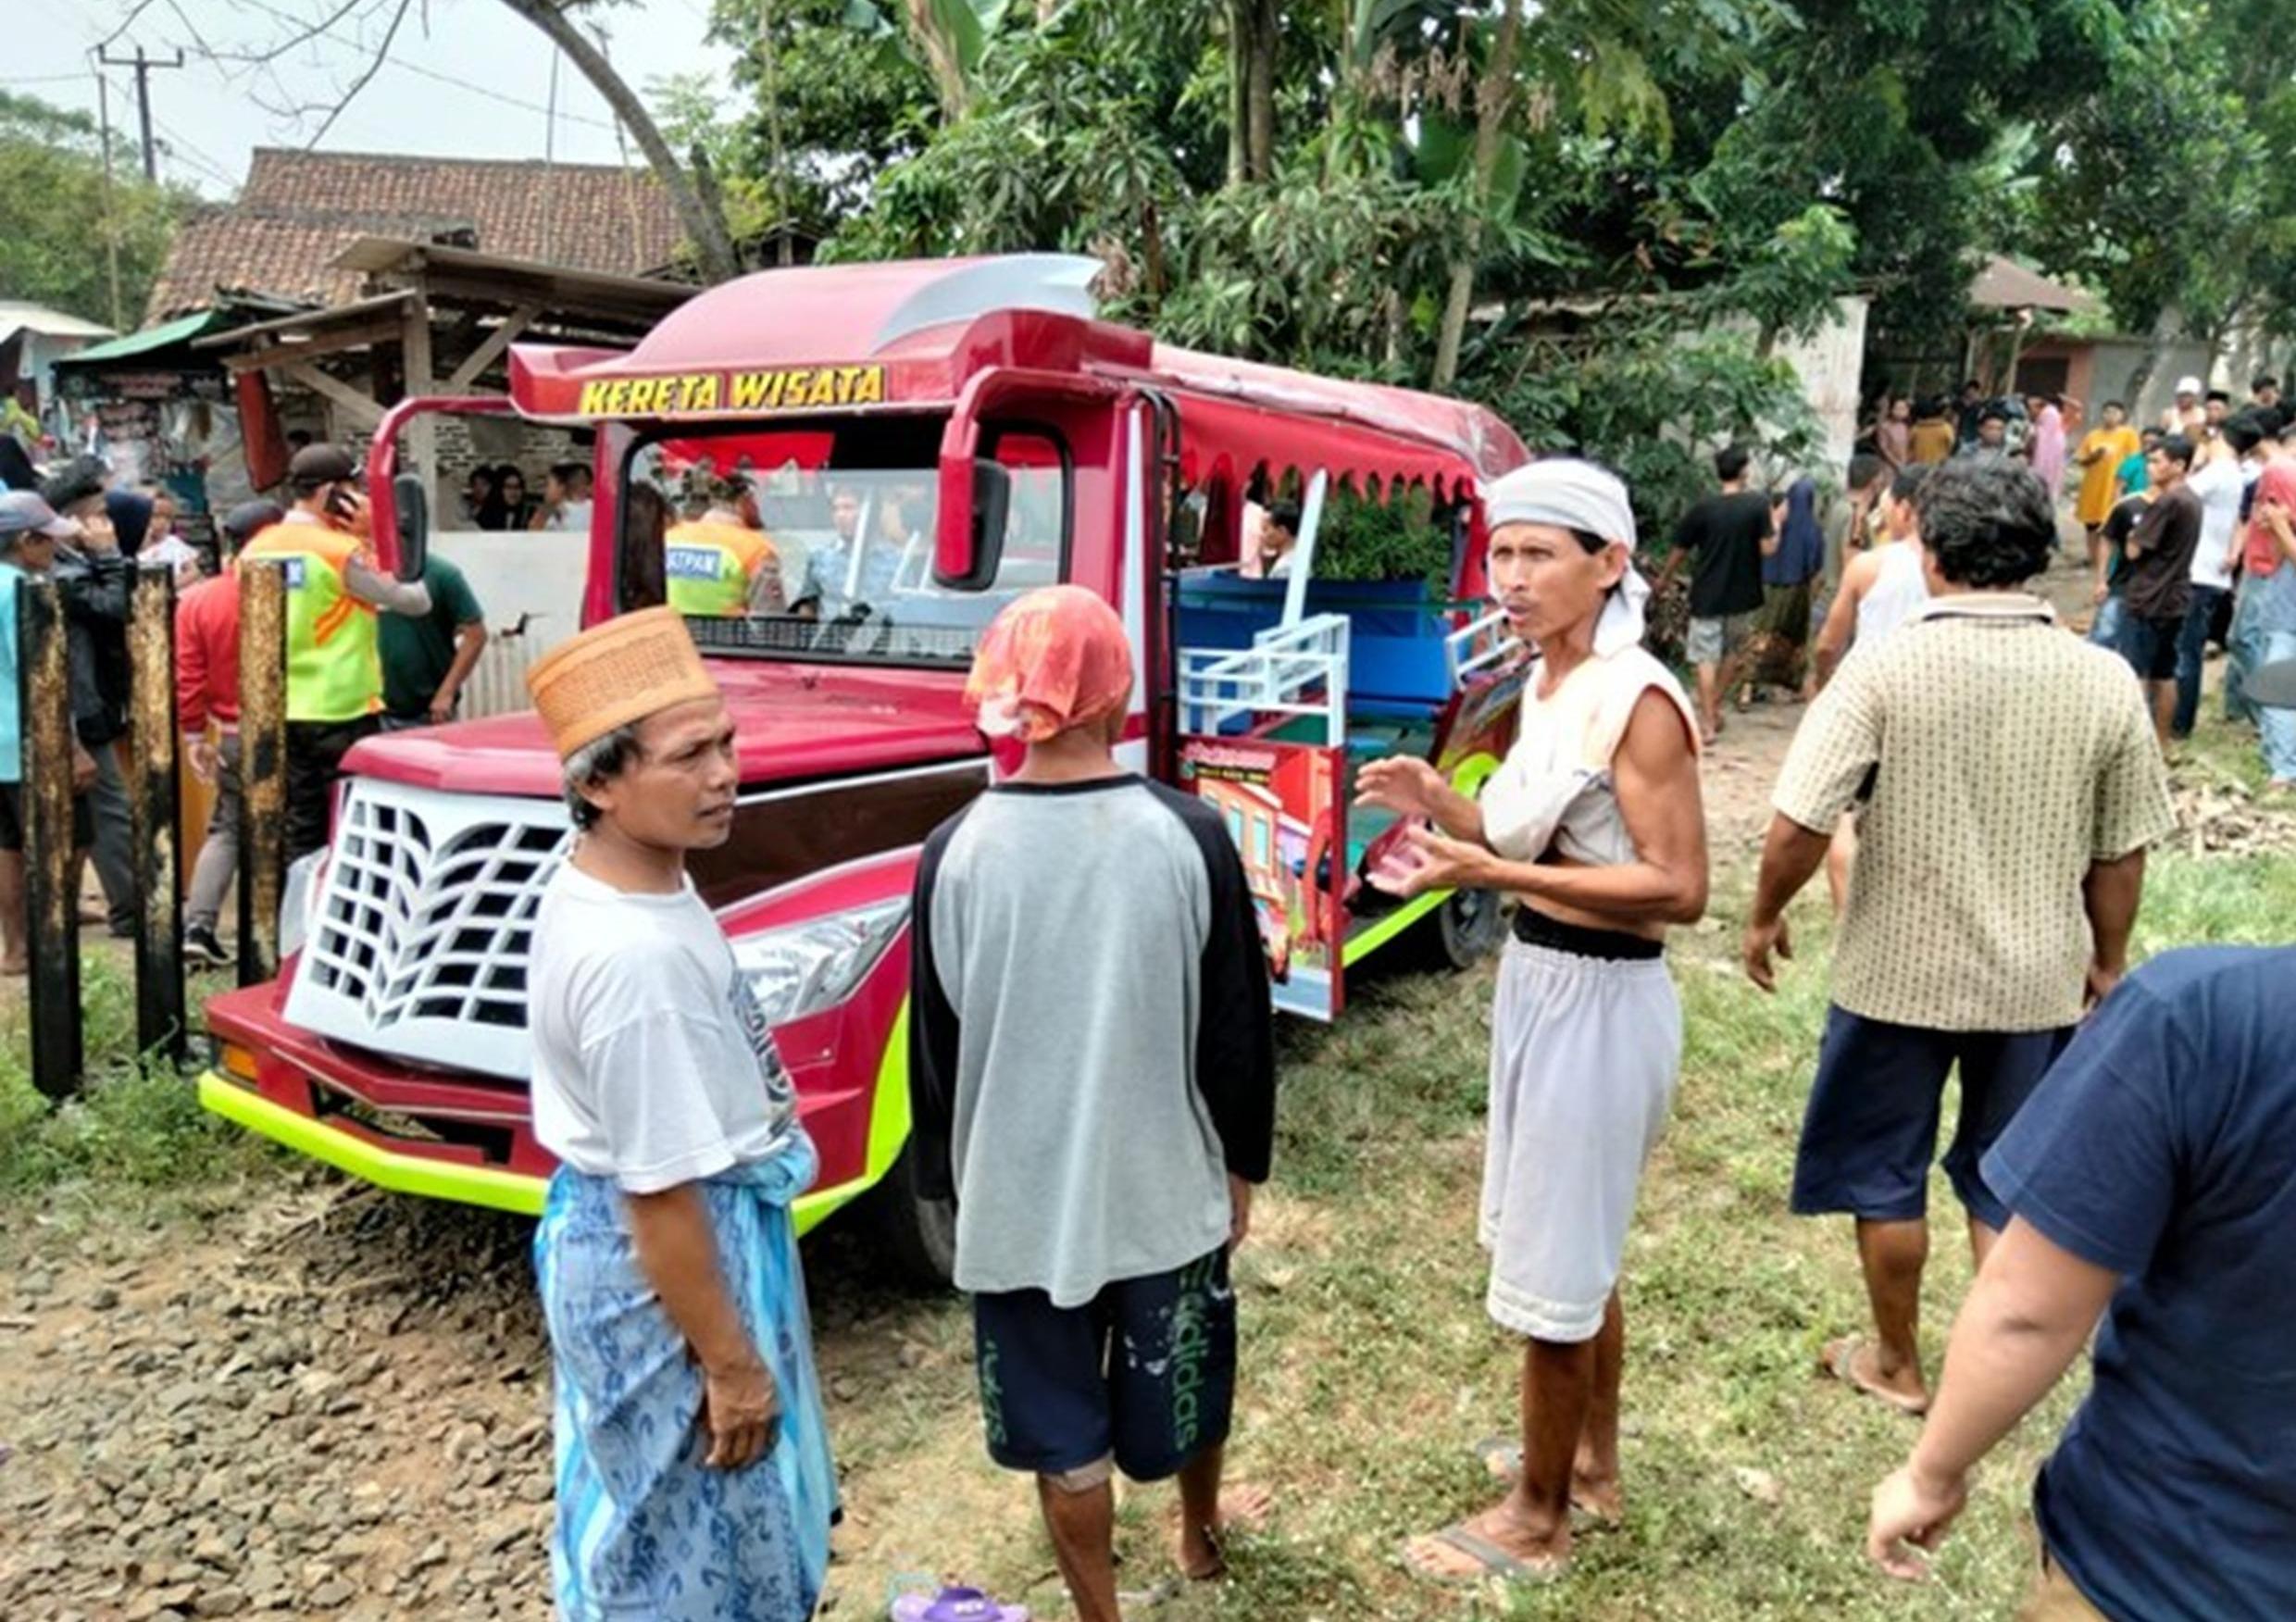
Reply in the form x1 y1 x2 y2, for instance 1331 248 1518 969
186 732 242 935
1479 938 1682 1343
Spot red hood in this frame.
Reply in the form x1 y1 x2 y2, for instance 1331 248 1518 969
344 661 986 797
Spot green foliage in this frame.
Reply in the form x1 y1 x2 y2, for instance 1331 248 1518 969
1313 480 1454 589
690 0 943 235
0 957 268 1202
690 0 2149 511
1467 308 1822 546
2020 0 2296 349
0 92 190 327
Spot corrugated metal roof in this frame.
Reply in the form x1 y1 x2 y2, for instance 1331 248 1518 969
1969 256 2096 313
0 302 115 344
52 310 231 367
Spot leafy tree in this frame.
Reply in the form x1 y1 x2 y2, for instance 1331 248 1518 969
699 0 2133 540
2021 0 2296 380
0 93 189 329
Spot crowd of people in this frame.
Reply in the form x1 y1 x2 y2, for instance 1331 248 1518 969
460 459 595 532
1665 370 2296 789
6 387 2290 1621
0 441 491 969
509 432 2284 1622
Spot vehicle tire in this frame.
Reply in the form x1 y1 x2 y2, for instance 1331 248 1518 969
1429 885 1504 970
859 1142 957 1289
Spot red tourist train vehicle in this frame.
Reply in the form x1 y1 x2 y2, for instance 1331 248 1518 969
197 255 1535 1279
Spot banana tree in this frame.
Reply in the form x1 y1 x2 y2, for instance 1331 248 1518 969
844 0 1022 121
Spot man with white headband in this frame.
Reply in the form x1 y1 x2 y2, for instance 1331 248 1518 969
1357 456 1708 1584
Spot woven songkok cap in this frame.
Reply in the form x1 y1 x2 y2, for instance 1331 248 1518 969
525 606 721 760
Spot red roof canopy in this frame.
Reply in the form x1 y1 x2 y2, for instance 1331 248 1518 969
508 255 1529 503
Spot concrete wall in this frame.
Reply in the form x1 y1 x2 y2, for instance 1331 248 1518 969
1774 296 1873 476
2080 339 2215 425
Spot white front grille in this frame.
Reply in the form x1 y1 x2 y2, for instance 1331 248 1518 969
283 778 571 1081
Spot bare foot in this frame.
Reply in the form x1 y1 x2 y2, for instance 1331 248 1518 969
0 956 25 977
1475 1439 1623 1528
1568 1467 1624 1526
1818 1334 1929 1415
1178 1482 1273 1580
1401 1500 1569 1583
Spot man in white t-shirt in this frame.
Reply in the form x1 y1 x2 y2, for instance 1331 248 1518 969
532 461 594 533
2174 416 2260 737
522 607 835 1621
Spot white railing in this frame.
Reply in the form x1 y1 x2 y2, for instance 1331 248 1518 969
462 614 552 719
1179 612 1350 747
1446 605 1521 690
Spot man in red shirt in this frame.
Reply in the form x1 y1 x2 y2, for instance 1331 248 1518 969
177 501 280 967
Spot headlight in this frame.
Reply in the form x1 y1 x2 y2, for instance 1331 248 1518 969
279 850 329 962
730 899 907 1025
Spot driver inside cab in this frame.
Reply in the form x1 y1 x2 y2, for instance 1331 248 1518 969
663 464 805 618
795 482 915 619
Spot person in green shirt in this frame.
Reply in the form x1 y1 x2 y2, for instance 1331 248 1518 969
379 555 489 729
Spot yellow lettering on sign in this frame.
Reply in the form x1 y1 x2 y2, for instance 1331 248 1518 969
730 371 773 411
576 365 885 418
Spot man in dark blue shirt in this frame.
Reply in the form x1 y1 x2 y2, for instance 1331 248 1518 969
1866 947 2296 1619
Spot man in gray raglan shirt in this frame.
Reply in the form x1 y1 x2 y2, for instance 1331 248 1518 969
910 587 1276 1621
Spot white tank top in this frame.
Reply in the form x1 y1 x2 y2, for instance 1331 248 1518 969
1854 543 1930 655
1479 646 1699 867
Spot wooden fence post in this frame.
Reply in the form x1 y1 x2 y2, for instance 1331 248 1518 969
237 559 288 987
128 561 185 1064
20 578 82 1097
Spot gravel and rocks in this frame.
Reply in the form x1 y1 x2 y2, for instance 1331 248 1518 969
1 1172 938 1622
1 1184 558 1622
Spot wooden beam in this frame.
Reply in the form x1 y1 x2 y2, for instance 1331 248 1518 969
446 303 542 392
403 288 436 481
219 316 409 373
278 360 385 431
414 271 681 325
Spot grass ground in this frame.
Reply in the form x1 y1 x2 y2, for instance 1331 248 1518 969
3 703 2290 1619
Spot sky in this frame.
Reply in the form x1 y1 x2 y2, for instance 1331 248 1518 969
15 0 729 197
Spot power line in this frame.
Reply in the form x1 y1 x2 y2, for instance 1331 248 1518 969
383 57 618 131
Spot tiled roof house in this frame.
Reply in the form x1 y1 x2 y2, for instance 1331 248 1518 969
145 148 686 320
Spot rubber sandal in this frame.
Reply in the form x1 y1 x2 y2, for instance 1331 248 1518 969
1816 1335 1929 1416
887 1581 1031 1621
1404 1523 1567 1586
1117 1576 1183 1609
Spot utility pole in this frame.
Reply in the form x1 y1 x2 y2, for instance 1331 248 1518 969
96 44 185 182
92 66 124 331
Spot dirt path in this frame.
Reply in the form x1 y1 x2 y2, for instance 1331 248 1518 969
0 553 2129 1622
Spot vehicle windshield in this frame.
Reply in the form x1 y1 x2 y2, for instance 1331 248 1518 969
619 418 1067 667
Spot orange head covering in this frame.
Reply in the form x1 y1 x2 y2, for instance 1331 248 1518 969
525 606 721 759
964 585 1134 743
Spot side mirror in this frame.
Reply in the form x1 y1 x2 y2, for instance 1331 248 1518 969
933 459 1010 592
393 473 429 583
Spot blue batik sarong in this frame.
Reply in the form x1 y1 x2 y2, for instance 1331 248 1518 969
535 1132 837 1620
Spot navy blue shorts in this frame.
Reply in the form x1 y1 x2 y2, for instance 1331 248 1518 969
971 1247 1235 1483
1791 1007 2073 1230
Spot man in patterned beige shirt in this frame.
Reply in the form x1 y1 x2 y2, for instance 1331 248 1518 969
1741 457 2175 1416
